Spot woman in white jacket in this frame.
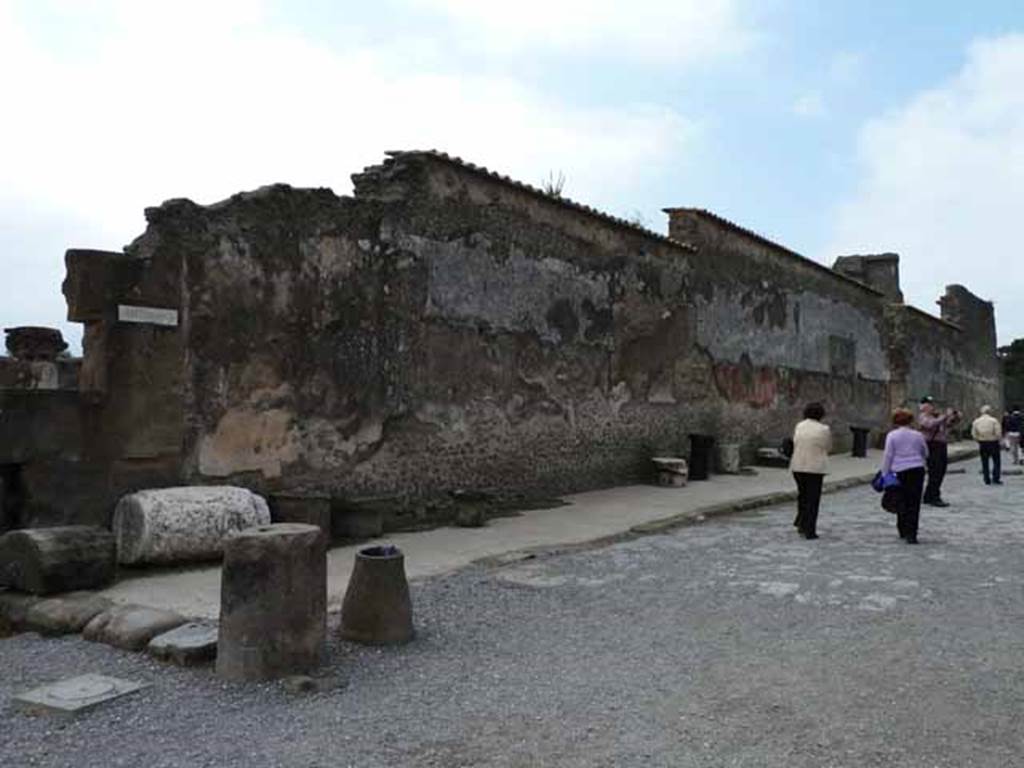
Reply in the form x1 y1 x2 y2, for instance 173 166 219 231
789 402 832 539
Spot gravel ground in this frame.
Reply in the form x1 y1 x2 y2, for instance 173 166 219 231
2 469 1023 768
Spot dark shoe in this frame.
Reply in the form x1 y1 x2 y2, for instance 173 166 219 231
803 533 819 540
905 537 918 544
927 500 950 508
994 480 1003 485
984 479 991 485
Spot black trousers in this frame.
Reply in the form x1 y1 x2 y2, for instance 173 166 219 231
980 441 1002 483
924 440 948 503
793 472 824 536
896 466 926 541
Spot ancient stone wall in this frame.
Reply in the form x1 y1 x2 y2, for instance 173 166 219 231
0 150 1004 529
0 336 89 530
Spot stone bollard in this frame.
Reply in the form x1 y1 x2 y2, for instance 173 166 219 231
716 443 743 474
0 526 116 595
216 523 326 682
339 545 414 646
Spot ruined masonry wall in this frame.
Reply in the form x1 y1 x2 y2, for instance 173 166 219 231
167 156 897 507
7 152 1002 528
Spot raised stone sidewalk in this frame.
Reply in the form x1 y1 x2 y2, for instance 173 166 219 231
95 442 979 620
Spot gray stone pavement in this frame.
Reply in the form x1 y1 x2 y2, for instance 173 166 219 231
2 467 1022 767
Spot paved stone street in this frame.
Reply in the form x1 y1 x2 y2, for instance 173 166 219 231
2 469 1023 767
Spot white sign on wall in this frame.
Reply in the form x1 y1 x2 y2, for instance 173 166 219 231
117 305 179 327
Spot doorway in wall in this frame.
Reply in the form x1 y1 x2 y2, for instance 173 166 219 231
0 464 24 532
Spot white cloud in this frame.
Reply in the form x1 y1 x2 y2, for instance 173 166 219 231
828 51 864 86
0 0 706 348
793 91 825 118
410 0 751 63
827 34 1024 343
791 51 864 120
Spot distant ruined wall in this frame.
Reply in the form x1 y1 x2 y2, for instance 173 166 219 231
664 208 892 444
3 151 1003 528
832 253 904 303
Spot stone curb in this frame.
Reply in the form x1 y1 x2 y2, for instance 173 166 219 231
1 590 211 667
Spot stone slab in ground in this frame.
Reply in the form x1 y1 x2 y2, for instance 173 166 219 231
13 674 148 715
84 604 187 651
148 622 218 665
24 592 112 635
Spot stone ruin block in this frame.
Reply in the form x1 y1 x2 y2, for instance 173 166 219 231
0 526 116 595
268 494 332 536
62 249 142 323
24 591 112 635
716 443 743 474
13 673 149 715
331 499 385 540
217 523 327 681
652 457 688 487
148 621 219 666
84 604 187 651
113 486 270 565
4 327 68 361
756 447 790 468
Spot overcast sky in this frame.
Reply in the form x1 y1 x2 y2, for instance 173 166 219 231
2 0 1023 351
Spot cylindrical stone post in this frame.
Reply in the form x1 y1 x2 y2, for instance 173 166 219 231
339 545 414 645
216 523 326 682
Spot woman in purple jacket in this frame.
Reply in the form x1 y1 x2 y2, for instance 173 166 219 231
880 408 929 544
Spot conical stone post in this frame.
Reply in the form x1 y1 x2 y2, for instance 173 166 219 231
339 545 414 645
216 523 326 681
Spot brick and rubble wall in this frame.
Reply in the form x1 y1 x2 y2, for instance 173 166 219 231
0 333 88 530
9 150 1003 528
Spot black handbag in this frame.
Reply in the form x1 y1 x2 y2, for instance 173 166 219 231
881 486 903 514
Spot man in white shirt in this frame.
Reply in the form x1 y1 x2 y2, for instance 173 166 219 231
971 405 1002 485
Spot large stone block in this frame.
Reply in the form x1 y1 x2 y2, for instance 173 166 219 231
716 444 743 474
331 499 385 540
62 249 142 323
84 604 187 651
113 486 270 565
269 494 331 536
24 591 112 635
217 523 326 682
148 621 218 666
0 526 116 595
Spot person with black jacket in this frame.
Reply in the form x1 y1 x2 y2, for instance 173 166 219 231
1003 406 1023 466
919 397 960 507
